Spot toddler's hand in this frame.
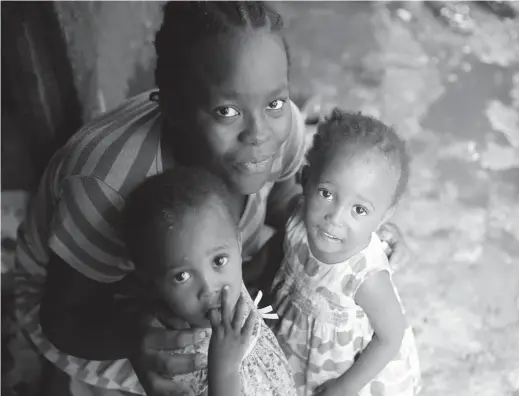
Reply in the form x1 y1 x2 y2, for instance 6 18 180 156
208 286 256 378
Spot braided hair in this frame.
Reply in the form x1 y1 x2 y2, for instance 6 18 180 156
154 1 290 99
307 109 410 205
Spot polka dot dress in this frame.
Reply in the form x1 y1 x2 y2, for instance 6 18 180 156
270 204 421 396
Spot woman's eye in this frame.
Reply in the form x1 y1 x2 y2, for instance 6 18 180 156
215 106 239 118
173 272 191 283
318 188 333 201
267 99 285 111
353 205 368 216
214 255 229 268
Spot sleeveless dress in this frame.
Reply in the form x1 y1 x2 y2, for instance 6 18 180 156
151 284 297 396
270 204 421 396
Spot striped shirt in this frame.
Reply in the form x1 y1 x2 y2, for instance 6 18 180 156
14 90 309 393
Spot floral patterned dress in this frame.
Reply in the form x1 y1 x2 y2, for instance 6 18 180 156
270 205 421 396
150 284 297 396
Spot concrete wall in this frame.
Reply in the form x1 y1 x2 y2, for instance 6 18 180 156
54 1 165 121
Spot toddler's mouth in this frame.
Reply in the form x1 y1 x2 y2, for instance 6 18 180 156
317 226 343 243
205 305 222 320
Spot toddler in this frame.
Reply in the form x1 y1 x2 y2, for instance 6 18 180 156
270 110 421 396
122 167 296 396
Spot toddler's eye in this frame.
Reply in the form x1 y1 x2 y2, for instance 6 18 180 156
173 271 191 283
353 205 368 216
215 106 239 118
267 99 285 111
318 188 333 201
214 255 229 268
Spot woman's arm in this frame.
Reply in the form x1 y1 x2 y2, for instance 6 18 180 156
335 271 406 394
41 252 206 396
40 252 142 360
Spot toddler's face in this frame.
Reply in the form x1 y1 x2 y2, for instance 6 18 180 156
303 146 399 264
149 201 243 328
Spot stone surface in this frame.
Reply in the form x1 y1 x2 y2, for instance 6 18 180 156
278 2 519 395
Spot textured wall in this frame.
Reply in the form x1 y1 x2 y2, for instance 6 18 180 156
54 1 164 121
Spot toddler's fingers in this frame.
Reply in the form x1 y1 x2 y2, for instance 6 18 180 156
240 310 257 342
232 294 246 329
208 308 221 330
220 285 233 329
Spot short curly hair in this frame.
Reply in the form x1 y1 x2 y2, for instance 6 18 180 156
154 1 290 99
307 109 409 205
122 167 238 274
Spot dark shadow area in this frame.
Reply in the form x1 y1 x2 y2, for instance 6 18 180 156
1 1 82 192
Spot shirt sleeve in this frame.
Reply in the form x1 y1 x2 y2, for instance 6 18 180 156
276 100 315 182
48 175 133 283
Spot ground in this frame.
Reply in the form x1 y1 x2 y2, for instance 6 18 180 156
277 2 519 395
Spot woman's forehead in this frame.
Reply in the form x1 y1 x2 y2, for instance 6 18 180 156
192 31 289 96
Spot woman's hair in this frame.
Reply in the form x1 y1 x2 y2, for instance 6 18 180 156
154 1 290 98
122 167 238 270
307 109 410 205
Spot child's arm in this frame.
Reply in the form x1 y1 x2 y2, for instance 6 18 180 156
208 287 256 396
316 271 406 396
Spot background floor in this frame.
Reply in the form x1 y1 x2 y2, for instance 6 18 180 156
2 2 519 395
276 2 519 395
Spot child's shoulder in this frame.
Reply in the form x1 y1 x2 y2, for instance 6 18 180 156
351 233 391 276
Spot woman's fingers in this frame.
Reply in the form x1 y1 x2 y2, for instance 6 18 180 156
142 324 207 350
388 242 411 269
153 349 206 376
145 370 196 396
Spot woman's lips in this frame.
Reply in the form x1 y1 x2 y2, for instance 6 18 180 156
235 156 273 174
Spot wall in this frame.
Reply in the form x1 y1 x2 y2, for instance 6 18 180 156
54 1 165 121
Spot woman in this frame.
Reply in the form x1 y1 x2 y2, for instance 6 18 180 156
15 2 408 395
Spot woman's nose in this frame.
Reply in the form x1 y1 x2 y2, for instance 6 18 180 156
240 113 269 146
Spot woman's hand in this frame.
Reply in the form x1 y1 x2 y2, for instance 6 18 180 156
130 317 208 396
378 223 411 270
314 378 353 396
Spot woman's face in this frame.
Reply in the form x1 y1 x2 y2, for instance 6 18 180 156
163 30 292 196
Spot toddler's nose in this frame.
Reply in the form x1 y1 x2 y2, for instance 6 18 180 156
325 205 346 225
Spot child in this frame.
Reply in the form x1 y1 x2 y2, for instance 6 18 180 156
270 110 421 396
121 167 297 396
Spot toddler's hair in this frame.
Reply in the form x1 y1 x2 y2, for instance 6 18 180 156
154 1 289 97
122 167 238 271
307 109 409 204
